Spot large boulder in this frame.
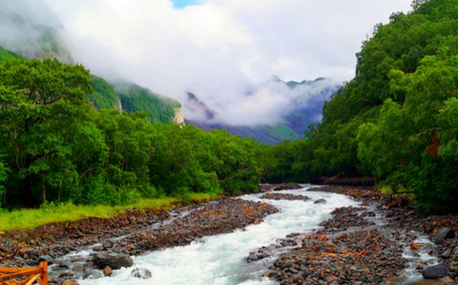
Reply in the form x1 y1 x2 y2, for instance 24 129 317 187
422 264 449 279
434 228 455 244
92 252 134 270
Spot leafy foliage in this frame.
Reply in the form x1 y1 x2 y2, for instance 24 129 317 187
87 75 119 110
114 81 181 124
0 56 265 209
0 46 19 60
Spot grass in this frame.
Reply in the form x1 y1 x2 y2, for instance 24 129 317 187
0 193 219 232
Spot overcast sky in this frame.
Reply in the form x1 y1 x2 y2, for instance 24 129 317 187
42 0 412 124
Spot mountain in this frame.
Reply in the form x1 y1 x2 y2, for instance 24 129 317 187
89 76 182 124
0 0 182 125
185 77 340 145
0 0 73 63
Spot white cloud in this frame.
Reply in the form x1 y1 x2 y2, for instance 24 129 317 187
42 0 412 125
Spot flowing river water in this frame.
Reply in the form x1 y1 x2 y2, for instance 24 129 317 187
63 185 437 285
75 186 357 285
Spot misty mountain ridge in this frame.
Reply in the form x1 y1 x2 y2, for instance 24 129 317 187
0 0 341 144
184 77 341 144
0 0 73 63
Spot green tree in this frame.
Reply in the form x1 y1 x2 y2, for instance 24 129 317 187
0 57 93 207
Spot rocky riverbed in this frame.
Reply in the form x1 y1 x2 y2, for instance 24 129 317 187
1 185 458 285
0 198 278 284
262 186 458 285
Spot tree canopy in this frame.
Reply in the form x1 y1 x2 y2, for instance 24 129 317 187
0 56 266 209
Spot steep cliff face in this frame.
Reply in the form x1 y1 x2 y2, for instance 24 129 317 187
173 107 185 125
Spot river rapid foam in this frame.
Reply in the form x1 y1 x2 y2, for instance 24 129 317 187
78 185 359 285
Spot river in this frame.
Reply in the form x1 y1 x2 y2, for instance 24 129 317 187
76 186 359 285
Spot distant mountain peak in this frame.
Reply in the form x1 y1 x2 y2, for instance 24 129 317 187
185 92 217 121
270 75 283 83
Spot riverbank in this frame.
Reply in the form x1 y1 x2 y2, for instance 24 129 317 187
1 185 457 285
0 197 278 284
265 186 458 284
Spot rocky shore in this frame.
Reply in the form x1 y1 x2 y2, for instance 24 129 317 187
263 186 458 285
0 198 278 284
2 184 458 285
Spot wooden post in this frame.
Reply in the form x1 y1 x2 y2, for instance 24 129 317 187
39 262 48 285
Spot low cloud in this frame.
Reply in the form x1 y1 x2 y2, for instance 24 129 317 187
30 0 412 125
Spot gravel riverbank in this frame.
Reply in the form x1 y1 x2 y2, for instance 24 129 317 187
263 186 458 285
0 198 278 284
1 185 458 285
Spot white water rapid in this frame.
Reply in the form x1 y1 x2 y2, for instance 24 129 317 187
79 186 360 285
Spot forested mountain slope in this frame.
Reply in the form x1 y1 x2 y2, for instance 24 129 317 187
0 56 265 208
268 0 458 213
88 76 181 124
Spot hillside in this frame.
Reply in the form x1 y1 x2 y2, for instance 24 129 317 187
113 81 181 124
88 76 181 124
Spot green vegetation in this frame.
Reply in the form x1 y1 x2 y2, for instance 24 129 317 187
0 56 266 213
88 75 119 110
114 81 181 124
0 46 19 60
0 193 217 231
266 0 458 214
87 77 180 125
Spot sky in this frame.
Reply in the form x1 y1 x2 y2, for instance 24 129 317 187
171 0 202 9
41 0 413 125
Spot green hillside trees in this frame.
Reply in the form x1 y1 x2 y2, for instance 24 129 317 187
0 56 266 209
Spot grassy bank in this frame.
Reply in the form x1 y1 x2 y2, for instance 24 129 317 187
0 193 218 232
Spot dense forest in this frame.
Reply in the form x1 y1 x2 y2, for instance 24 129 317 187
0 55 266 208
267 0 458 214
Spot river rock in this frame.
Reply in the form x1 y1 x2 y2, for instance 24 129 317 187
72 263 84 272
103 266 112 277
314 199 326 204
246 253 259 263
441 249 452 259
62 281 79 285
131 267 152 279
260 193 309 202
422 264 449 279
38 255 54 264
93 252 134 270
273 183 302 191
103 241 113 249
434 228 455 244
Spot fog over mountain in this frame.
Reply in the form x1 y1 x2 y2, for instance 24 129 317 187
184 76 341 126
1 0 412 127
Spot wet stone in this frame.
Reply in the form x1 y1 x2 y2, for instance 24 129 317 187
72 263 84 272
422 264 450 279
434 228 456 244
131 267 152 279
